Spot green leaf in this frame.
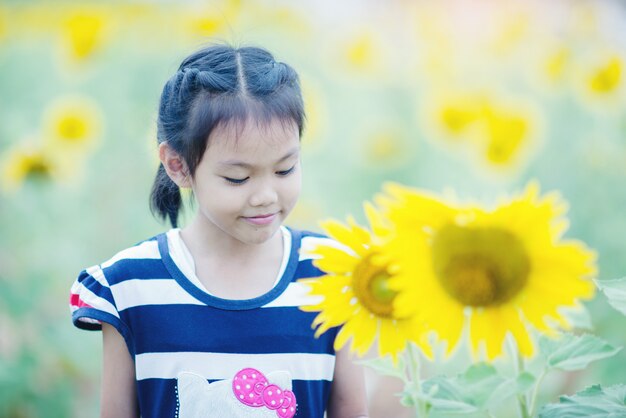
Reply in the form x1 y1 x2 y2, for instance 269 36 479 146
424 397 480 414
485 372 536 409
399 389 415 407
539 384 626 418
557 304 593 330
420 363 528 414
358 355 406 380
595 278 626 316
539 333 622 371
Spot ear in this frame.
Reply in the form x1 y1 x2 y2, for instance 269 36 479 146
159 142 191 188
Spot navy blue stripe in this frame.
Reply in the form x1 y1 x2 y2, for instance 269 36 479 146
101 259 171 284
292 378 332 418
77 271 116 307
137 378 330 418
129 305 336 355
136 379 177 418
294 259 326 280
299 229 325 239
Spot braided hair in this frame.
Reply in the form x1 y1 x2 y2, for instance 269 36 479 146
150 45 305 228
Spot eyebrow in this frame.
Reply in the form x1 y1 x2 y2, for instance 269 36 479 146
218 148 300 169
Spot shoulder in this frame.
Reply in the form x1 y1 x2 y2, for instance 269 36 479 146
103 235 161 265
289 227 347 260
83 233 166 286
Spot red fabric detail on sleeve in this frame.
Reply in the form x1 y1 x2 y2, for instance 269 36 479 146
70 293 93 309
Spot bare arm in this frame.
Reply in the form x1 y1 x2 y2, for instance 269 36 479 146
101 323 139 418
327 346 369 418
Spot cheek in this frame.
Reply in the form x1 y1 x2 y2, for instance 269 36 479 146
193 181 244 212
281 172 302 203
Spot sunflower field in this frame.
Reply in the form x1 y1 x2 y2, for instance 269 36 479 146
1 0 626 417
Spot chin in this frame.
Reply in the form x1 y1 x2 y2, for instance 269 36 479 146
240 226 280 245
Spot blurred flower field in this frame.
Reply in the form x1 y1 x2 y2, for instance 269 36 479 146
1 0 625 416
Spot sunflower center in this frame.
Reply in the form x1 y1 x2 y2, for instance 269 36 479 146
25 156 52 180
58 116 87 141
432 224 530 307
352 255 397 318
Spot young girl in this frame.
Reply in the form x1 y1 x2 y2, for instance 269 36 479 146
69 45 368 418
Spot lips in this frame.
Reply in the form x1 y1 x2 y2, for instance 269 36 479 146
242 213 278 226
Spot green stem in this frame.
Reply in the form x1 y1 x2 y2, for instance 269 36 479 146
528 368 548 417
406 342 427 418
507 338 531 418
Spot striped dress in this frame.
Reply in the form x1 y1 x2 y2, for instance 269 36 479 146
69 227 338 418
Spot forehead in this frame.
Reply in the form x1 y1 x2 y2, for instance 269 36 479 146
205 118 300 159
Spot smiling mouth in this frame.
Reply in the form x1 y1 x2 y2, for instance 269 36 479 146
242 213 278 225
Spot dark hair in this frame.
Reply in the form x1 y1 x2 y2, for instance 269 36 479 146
149 44 305 228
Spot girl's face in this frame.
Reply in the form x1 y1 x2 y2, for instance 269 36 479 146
190 118 301 245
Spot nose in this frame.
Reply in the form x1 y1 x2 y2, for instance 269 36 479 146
249 180 278 207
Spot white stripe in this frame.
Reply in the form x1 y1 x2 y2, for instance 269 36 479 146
111 279 204 311
135 352 335 381
263 282 323 308
75 317 101 325
71 283 120 319
299 236 354 261
101 240 161 269
86 265 109 287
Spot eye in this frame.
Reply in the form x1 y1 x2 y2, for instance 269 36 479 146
223 176 249 185
276 165 296 176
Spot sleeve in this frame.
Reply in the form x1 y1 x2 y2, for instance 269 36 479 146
69 264 134 351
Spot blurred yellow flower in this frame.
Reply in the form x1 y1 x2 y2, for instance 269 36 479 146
43 96 103 153
62 9 108 60
300 207 429 359
378 182 597 360
587 56 622 95
436 95 483 138
0 6 6 42
483 108 530 165
1 143 70 191
426 92 537 168
346 34 375 69
189 15 225 36
545 47 571 84
182 0 241 39
337 30 388 79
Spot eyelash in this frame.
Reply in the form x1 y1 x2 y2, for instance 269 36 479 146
224 177 249 185
276 166 296 176
223 165 296 185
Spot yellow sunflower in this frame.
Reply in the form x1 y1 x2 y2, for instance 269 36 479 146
587 55 622 95
43 95 102 153
299 205 429 359
377 182 597 360
1 142 72 191
61 8 109 60
424 91 539 170
481 105 533 166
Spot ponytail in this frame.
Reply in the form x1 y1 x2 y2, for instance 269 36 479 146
149 164 182 228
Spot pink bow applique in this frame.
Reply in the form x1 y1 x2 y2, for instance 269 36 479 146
232 368 297 418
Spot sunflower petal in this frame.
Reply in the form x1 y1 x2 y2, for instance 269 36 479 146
312 246 360 274
320 219 369 256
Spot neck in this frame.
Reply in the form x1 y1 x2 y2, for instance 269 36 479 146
179 213 282 262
